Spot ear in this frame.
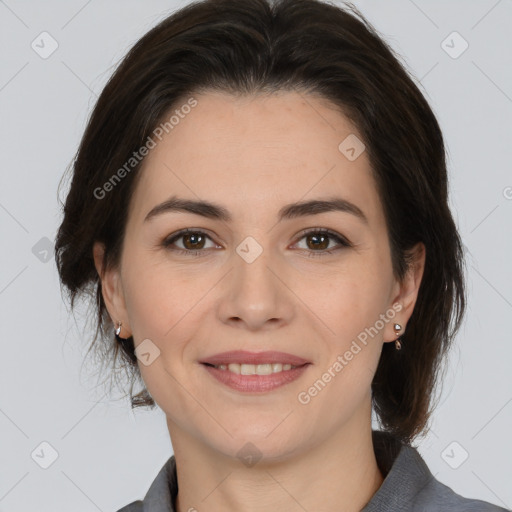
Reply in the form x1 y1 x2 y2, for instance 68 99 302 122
384 241 426 343
93 241 131 338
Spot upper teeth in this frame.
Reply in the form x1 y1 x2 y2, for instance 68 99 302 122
213 363 299 375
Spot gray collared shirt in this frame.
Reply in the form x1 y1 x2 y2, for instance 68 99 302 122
117 430 509 511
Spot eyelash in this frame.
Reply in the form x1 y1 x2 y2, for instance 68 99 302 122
162 228 351 258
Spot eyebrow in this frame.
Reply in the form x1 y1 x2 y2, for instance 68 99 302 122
144 195 368 225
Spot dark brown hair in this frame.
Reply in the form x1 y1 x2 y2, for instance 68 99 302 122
55 0 466 444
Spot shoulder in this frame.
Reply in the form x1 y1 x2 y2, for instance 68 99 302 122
114 455 177 512
415 474 509 512
115 501 143 512
365 431 509 512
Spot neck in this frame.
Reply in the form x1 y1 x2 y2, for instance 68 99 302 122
169 401 384 512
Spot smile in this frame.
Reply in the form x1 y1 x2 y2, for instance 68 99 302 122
204 362 301 375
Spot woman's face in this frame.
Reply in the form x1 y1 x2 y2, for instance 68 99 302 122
95 90 423 461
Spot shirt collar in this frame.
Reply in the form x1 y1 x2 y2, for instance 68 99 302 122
361 430 436 511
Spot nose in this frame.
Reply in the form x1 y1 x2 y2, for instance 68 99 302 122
216 241 295 331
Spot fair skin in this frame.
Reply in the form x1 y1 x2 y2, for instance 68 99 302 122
94 90 425 512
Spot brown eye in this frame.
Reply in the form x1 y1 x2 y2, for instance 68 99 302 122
305 232 330 250
294 229 351 258
181 232 206 250
163 229 217 255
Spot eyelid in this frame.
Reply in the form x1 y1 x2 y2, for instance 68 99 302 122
162 228 220 250
162 227 351 255
292 227 351 246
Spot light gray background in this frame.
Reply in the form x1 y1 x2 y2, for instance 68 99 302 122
1 0 511 510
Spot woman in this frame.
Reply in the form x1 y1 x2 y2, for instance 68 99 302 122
54 0 509 510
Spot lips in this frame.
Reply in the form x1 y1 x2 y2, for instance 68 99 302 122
200 350 310 367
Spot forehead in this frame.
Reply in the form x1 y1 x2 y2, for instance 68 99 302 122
128 90 384 229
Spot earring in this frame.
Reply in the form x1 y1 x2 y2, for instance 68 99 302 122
114 321 136 363
393 323 402 350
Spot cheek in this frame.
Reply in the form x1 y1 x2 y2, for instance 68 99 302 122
300 267 390 397
121 250 196 344
121 249 223 356
122 269 168 342
304 262 392 395
306 263 390 339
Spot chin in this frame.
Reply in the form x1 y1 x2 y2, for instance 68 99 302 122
215 428 305 464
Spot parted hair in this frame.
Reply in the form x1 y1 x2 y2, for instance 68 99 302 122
55 0 466 444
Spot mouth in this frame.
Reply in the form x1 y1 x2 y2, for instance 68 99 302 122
199 350 311 368
199 351 311 390
201 361 311 393
201 361 309 375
